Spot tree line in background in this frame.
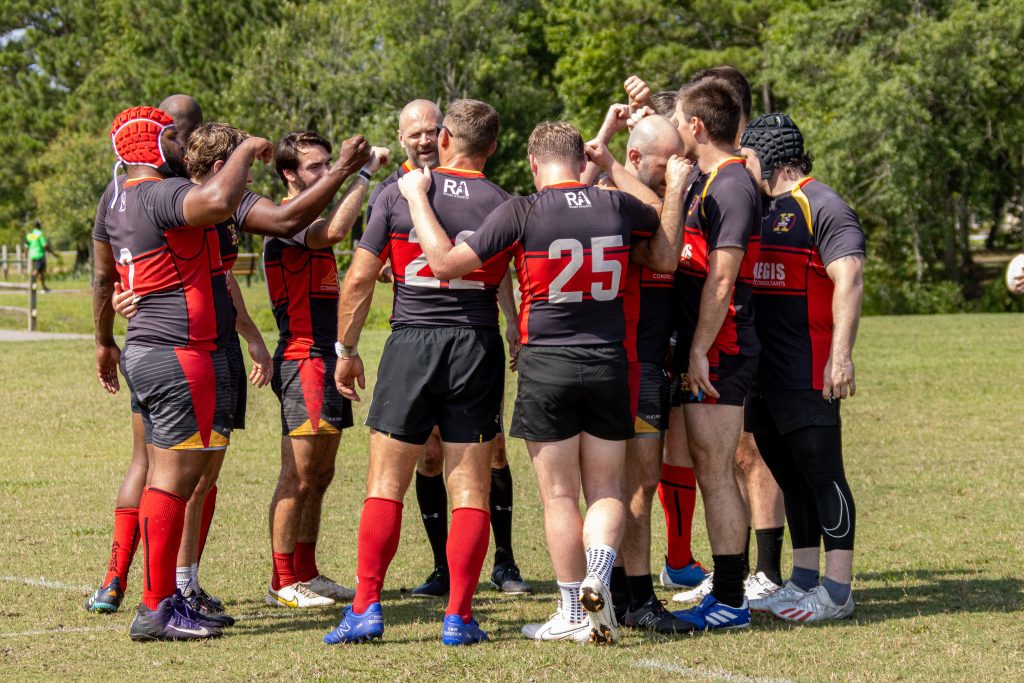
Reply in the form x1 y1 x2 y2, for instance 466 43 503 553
3 0 1023 313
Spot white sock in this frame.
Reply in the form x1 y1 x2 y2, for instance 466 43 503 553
557 581 585 623
175 566 191 593
189 562 200 592
585 544 617 587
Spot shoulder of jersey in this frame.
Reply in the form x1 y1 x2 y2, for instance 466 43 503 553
710 161 758 193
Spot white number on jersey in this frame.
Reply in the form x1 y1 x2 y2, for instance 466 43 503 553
547 235 623 303
404 228 484 290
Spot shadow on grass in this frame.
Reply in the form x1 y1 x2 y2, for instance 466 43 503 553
748 567 1023 630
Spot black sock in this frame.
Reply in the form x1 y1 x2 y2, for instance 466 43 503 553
754 527 785 586
610 565 629 611
742 526 752 576
627 574 656 611
489 466 515 566
710 553 746 608
415 471 448 570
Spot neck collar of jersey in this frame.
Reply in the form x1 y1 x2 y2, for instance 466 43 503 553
123 177 163 188
401 159 415 173
435 166 485 178
709 156 746 173
543 180 586 190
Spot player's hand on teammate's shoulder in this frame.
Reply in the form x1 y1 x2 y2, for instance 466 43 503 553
624 74 651 109
334 353 366 402
247 339 274 388
111 282 139 320
398 165 432 199
95 343 121 395
665 155 694 190
242 136 275 164
627 105 656 131
334 134 372 176
823 356 856 401
584 138 614 171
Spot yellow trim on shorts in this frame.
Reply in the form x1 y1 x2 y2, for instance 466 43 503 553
288 419 342 437
171 431 230 451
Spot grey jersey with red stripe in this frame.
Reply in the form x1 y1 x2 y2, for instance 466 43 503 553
97 176 231 351
466 183 660 346
674 157 761 358
360 167 511 328
753 178 865 390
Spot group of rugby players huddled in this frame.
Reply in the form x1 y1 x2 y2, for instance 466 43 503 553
87 64 864 645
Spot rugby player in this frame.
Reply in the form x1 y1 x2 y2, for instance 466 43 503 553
325 99 512 646
88 95 203 614
399 120 688 644
582 112 696 633
739 113 864 621
96 105 274 640
370 100 529 598
264 130 380 609
664 75 762 630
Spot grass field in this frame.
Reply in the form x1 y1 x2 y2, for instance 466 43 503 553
0 286 1022 681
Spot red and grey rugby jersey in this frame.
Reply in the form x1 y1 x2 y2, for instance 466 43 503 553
98 176 231 351
674 156 761 358
466 183 660 346
365 159 414 228
263 203 339 361
753 178 866 391
212 189 261 348
360 167 511 327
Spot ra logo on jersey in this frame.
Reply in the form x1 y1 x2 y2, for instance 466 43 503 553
443 178 470 199
773 212 795 233
564 191 592 208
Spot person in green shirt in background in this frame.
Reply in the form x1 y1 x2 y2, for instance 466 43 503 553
25 220 59 292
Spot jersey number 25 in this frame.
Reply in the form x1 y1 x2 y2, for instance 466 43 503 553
547 236 622 303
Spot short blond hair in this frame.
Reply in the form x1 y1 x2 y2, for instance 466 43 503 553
186 122 250 179
527 121 584 165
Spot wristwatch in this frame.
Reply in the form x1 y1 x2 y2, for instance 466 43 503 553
335 341 359 359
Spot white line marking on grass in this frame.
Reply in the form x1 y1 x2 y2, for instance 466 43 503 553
1 626 120 639
635 658 797 683
0 576 90 592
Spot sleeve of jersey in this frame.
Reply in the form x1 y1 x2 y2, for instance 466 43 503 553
464 198 525 263
149 177 192 229
92 186 113 243
619 193 659 239
234 189 263 228
705 176 756 251
359 192 392 260
814 193 867 266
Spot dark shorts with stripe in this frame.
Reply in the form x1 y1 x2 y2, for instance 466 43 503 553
225 334 247 430
511 344 633 442
671 350 758 407
121 345 233 451
367 326 504 445
633 361 671 438
272 354 353 437
744 389 841 436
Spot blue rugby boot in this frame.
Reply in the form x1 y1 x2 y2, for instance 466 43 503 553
85 576 124 613
441 614 489 646
672 593 750 631
323 603 384 644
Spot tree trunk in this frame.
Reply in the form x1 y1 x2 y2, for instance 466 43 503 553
761 81 773 113
986 192 1005 250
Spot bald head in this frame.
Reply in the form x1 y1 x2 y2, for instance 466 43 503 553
158 94 203 146
627 115 682 157
626 115 684 197
397 99 442 169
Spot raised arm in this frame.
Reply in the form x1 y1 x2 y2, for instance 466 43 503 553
398 168 483 280
183 137 275 227
239 135 372 238
823 255 865 400
92 239 120 394
305 146 390 250
686 247 745 399
581 104 631 186
584 138 662 210
333 248 382 402
629 156 691 273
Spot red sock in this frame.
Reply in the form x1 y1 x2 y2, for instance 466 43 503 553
294 541 319 583
353 497 403 614
658 464 697 569
139 488 187 610
271 552 297 590
446 507 490 622
103 507 139 589
196 485 217 564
